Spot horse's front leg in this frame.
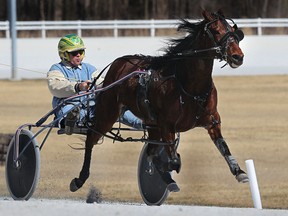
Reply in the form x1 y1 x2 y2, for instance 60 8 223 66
163 142 181 192
146 129 180 192
70 132 99 192
206 114 248 183
165 143 181 173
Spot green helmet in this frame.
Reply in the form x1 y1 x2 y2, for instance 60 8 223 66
58 34 86 61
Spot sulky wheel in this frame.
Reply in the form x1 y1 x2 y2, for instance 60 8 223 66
5 129 40 200
138 143 169 205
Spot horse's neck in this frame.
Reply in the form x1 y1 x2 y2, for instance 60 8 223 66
178 58 214 95
179 33 216 93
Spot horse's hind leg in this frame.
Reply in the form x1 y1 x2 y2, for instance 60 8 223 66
206 115 248 183
69 93 121 192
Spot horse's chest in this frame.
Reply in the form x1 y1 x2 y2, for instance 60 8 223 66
175 97 203 130
153 92 203 131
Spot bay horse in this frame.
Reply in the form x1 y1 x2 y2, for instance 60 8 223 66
69 10 249 193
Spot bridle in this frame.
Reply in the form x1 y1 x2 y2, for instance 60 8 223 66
204 13 244 62
173 15 244 63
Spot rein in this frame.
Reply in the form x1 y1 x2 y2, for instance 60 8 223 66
173 46 222 60
88 62 112 90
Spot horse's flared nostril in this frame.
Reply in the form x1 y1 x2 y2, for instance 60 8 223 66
232 54 243 63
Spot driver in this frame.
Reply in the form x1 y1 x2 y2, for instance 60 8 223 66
47 34 143 135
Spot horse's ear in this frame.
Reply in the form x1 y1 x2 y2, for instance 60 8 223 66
217 9 225 18
202 10 213 21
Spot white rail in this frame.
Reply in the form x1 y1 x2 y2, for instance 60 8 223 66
1 18 288 38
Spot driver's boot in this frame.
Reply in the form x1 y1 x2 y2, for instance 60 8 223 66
65 107 80 135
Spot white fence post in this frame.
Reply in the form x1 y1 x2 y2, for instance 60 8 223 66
5 20 9 38
77 20 81 37
257 18 262 36
150 19 155 37
114 20 118 38
41 21 46 39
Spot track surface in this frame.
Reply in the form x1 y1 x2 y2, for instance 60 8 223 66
0 198 287 216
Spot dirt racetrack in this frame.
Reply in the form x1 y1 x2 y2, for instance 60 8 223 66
0 75 287 209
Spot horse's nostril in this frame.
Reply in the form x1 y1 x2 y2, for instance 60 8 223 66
232 55 243 62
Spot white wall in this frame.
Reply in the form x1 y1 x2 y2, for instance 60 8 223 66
1 36 288 79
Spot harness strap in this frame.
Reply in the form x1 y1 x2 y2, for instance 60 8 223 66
136 70 156 122
86 124 177 146
175 75 213 121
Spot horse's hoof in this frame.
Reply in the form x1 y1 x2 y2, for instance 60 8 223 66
167 182 180 192
236 173 249 183
168 154 182 173
70 178 83 192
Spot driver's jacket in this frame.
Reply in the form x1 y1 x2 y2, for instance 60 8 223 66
47 61 103 110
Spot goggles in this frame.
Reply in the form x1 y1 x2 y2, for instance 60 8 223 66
69 50 84 56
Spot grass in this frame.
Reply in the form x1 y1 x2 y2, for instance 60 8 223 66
0 75 287 209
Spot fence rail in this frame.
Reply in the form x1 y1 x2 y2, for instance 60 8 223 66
1 18 288 38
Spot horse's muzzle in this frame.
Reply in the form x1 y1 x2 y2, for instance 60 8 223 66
229 54 244 68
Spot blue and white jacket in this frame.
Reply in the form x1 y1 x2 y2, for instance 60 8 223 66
47 61 103 108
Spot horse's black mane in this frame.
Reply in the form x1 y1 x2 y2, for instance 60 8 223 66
166 19 206 55
148 19 207 69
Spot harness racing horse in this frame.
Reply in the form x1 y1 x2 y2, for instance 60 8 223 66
69 10 249 195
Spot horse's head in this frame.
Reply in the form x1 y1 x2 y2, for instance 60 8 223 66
202 10 244 68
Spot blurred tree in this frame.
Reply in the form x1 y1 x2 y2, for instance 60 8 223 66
1 0 288 21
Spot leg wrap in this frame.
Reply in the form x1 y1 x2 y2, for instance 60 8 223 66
214 138 231 156
225 155 241 175
215 138 240 175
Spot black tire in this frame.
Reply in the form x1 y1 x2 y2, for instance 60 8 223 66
5 129 40 200
138 143 169 205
